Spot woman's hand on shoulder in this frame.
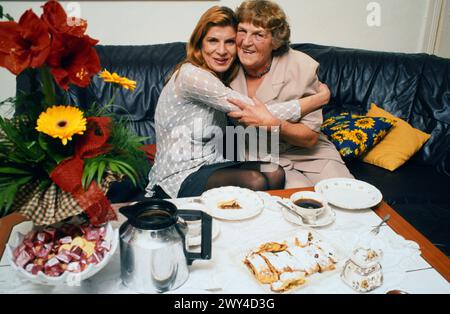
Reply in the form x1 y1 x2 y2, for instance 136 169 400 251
317 82 331 105
298 82 331 116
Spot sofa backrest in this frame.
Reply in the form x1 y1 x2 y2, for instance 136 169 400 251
293 44 450 176
16 42 450 175
76 42 186 144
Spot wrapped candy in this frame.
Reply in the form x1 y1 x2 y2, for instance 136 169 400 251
12 223 112 277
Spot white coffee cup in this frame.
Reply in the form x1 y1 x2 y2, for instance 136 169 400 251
290 191 328 224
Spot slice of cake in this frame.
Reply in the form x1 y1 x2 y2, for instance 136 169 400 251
315 241 338 264
243 253 278 284
260 251 305 274
217 199 241 209
306 245 336 272
287 246 320 275
270 271 307 292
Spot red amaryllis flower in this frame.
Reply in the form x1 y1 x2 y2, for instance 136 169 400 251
46 33 100 90
0 10 50 75
41 0 87 37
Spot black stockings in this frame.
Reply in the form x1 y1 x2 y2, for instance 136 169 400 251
205 162 285 192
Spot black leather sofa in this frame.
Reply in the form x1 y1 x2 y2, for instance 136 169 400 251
16 42 450 256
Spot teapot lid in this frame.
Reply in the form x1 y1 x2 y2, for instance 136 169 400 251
119 199 179 230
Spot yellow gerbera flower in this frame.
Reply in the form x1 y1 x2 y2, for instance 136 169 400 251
36 105 87 145
99 69 137 91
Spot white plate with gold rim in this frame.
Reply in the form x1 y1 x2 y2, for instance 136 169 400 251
200 186 264 221
314 178 383 210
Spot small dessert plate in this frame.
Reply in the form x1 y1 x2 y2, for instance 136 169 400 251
201 186 264 221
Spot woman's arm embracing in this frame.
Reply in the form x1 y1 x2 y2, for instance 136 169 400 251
176 63 302 122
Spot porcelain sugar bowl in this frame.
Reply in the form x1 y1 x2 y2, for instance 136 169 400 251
341 247 383 293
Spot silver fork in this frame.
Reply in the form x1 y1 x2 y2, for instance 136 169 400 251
371 214 391 235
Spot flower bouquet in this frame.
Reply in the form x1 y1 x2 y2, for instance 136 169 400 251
0 0 149 227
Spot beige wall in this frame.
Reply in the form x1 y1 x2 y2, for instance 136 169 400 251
435 0 450 58
0 0 439 116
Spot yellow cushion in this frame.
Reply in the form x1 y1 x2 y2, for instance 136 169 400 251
362 103 431 171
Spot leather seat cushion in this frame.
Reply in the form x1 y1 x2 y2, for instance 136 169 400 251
346 160 450 204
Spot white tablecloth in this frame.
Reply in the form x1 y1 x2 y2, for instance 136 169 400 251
1 194 449 294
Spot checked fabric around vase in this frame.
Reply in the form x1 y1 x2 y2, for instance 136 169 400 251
13 172 118 226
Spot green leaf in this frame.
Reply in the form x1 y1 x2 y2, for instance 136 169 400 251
37 179 52 193
108 162 122 175
113 160 137 176
96 160 106 184
116 164 137 186
81 163 91 190
85 163 98 190
0 185 17 217
0 167 31 175
0 117 45 162
0 176 32 217
38 134 68 165
5 13 14 22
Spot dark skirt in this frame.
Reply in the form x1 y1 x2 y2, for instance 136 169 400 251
177 161 244 198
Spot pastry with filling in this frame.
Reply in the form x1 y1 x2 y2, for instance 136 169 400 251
294 230 314 248
243 253 278 284
306 245 336 272
260 251 305 274
287 246 320 275
217 199 241 209
254 242 287 254
270 271 306 292
315 241 338 264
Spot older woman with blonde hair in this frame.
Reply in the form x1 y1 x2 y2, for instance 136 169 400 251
228 0 353 188
146 6 329 198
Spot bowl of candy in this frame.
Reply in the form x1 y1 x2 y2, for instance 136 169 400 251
5 219 118 285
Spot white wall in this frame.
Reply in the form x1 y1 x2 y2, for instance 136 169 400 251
0 0 436 116
436 0 450 58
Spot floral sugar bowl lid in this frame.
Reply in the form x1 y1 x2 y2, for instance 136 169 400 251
341 248 384 293
350 248 383 268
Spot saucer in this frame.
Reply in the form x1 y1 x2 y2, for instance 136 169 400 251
281 198 336 227
256 192 284 212
187 220 220 247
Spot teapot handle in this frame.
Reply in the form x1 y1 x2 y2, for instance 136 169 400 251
177 210 212 265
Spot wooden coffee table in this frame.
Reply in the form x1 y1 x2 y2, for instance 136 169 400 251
1 187 449 283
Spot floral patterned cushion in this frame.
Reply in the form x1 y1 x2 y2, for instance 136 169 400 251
321 113 395 159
